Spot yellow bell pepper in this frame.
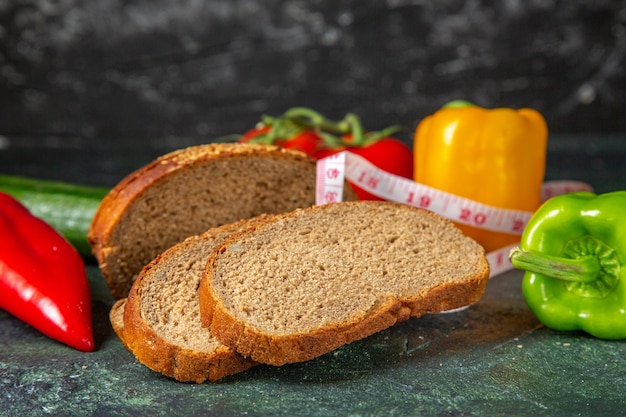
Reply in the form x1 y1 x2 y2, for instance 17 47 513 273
413 101 548 252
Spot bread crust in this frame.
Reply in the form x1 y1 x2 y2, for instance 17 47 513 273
88 143 351 299
109 298 132 352
199 201 490 366
112 295 251 383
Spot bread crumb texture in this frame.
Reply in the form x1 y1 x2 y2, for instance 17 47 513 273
139 236 224 352
209 201 488 336
114 151 314 267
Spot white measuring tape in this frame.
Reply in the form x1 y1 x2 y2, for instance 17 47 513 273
315 151 594 278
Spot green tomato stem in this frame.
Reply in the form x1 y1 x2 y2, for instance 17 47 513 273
283 107 348 134
344 113 365 145
363 125 404 145
248 107 405 150
509 247 601 283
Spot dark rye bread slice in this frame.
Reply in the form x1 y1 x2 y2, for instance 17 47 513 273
89 143 356 299
112 217 273 383
199 201 490 366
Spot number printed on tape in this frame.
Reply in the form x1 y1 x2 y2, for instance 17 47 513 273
344 152 535 235
315 152 346 205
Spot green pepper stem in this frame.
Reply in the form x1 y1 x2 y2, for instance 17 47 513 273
509 247 601 283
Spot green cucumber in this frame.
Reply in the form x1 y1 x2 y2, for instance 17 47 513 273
0 175 109 259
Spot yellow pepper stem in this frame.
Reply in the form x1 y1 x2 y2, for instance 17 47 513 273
441 100 475 109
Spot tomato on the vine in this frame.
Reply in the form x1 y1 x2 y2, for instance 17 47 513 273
240 107 414 201
243 126 323 156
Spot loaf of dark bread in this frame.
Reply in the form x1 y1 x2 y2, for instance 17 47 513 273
89 143 356 299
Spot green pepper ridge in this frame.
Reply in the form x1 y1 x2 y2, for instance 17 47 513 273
510 234 620 298
562 235 620 298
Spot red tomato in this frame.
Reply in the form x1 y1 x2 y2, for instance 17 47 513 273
242 126 324 156
240 108 414 201
314 137 414 200
278 131 324 155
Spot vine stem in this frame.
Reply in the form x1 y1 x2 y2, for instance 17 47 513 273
246 107 405 148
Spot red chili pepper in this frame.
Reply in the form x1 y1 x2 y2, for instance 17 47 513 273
0 192 94 351
241 107 414 200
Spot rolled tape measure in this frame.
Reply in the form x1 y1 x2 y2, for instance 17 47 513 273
316 151 593 278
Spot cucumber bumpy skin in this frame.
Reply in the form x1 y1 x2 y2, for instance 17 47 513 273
0 175 109 260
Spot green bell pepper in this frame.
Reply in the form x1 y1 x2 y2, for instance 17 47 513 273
509 191 626 340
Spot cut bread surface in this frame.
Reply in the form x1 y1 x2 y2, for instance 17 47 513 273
199 201 490 366
119 217 271 383
89 143 354 299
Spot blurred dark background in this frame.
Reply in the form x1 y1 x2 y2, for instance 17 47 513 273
0 0 625 187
